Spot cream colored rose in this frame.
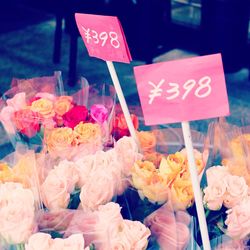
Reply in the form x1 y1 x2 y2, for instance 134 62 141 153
26 233 53 250
42 172 70 210
31 98 55 118
223 175 248 208
74 122 101 144
54 96 73 116
115 136 143 176
225 197 250 239
203 182 226 210
52 234 86 250
122 220 150 250
206 165 229 186
0 182 35 244
80 169 115 211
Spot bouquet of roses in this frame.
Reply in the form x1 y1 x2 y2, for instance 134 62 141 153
192 118 250 249
0 148 42 250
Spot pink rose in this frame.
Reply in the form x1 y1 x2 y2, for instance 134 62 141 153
115 136 143 176
26 233 53 250
0 106 16 134
90 104 108 124
223 175 248 208
35 92 55 102
0 182 35 244
215 239 246 250
63 105 88 128
13 109 42 138
206 165 229 186
145 205 190 250
6 92 27 110
203 182 227 210
80 169 116 211
225 197 250 239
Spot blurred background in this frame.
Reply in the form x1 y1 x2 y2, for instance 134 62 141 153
0 0 250 125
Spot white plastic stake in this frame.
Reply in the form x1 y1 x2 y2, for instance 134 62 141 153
181 121 211 250
106 61 139 146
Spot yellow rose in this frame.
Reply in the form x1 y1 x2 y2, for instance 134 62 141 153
170 178 194 210
12 152 38 188
131 160 156 190
180 158 204 180
31 98 55 118
0 163 13 183
137 131 156 153
74 122 101 144
141 173 169 204
159 153 185 184
222 134 250 185
45 127 75 153
54 96 73 116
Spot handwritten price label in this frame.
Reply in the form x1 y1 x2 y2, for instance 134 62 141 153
134 54 230 125
75 13 132 63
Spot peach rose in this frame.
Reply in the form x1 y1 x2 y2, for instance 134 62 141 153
137 130 156 153
203 181 226 210
31 98 55 118
54 96 73 123
26 233 53 250
223 175 248 208
45 127 76 157
225 197 250 239
0 182 35 244
74 122 101 144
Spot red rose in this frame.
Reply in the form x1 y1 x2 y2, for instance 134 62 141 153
113 113 139 140
62 105 88 128
13 109 41 138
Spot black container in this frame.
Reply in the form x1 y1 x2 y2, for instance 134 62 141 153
201 0 249 73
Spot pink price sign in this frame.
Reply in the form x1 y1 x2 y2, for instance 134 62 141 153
75 13 132 63
134 54 230 125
